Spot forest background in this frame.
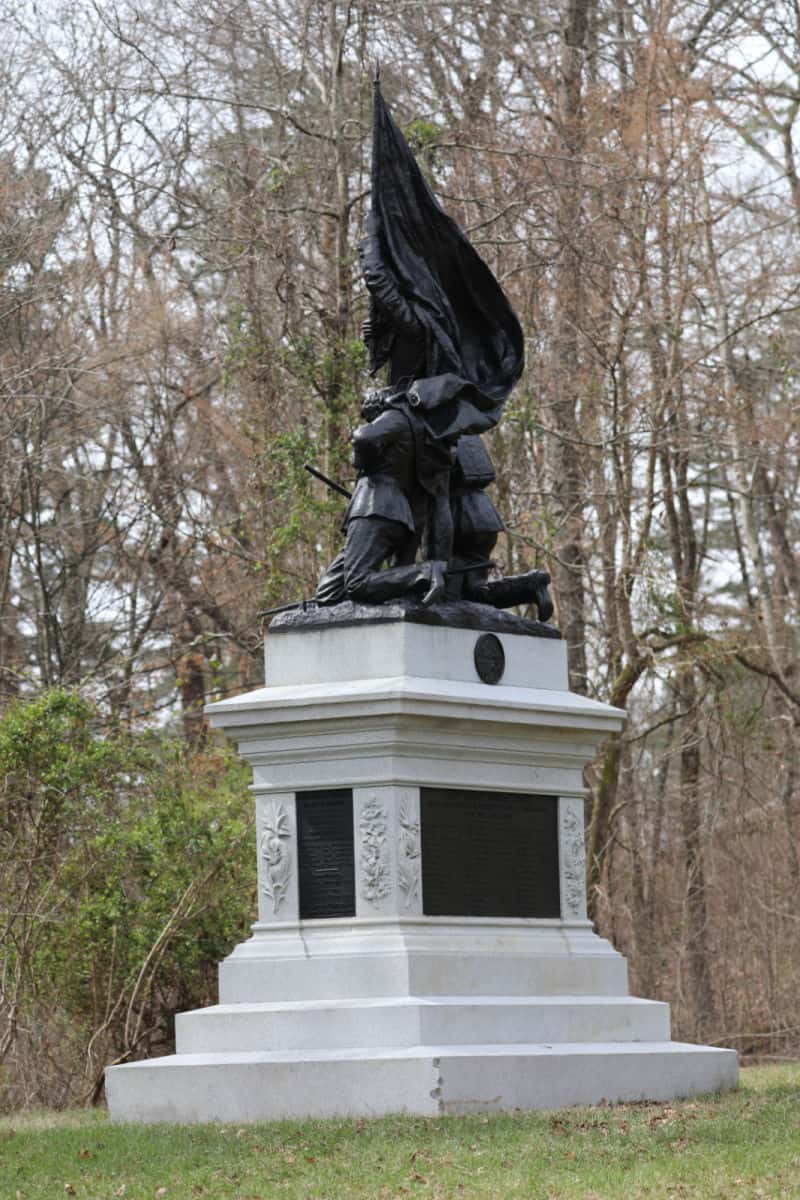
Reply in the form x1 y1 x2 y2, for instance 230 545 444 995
1 0 799 1112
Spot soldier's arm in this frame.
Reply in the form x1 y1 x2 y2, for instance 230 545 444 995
358 217 421 341
352 408 410 472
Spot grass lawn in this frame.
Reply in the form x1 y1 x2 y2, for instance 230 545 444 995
2 1064 799 1200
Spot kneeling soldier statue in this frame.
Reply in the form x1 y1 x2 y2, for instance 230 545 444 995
316 387 452 608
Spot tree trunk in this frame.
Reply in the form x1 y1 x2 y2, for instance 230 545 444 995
677 666 715 1039
552 0 592 694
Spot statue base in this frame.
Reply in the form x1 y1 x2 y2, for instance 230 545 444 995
106 611 737 1122
269 596 560 639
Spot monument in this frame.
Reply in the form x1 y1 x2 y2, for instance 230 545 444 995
105 77 737 1122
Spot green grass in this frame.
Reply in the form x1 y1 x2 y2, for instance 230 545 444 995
2 1065 799 1199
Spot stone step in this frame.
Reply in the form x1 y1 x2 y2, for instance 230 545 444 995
175 995 671 1054
106 1041 739 1124
218 949 630 1003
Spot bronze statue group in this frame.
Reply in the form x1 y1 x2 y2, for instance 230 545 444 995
314 77 553 626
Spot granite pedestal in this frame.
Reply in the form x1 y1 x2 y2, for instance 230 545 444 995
106 603 737 1121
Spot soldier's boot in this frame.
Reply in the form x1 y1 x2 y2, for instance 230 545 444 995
468 569 554 623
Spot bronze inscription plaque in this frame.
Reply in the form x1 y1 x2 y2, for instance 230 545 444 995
296 789 355 919
420 788 560 918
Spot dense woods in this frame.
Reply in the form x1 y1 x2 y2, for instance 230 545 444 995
1 0 799 1107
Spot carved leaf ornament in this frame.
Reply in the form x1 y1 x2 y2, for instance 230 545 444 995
260 801 292 914
397 798 421 909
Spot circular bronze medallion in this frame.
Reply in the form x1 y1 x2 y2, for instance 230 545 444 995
474 633 505 684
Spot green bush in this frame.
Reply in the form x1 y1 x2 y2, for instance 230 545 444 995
0 690 254 1109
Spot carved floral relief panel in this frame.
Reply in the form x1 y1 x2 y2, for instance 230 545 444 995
259 799 293 916
358 795 391 906
559 797 587 920
397 795 421 911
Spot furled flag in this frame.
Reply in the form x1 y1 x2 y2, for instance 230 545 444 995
359 76 524 442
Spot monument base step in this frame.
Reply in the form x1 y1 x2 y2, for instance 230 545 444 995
175 995 671 1053
106 1040 738 1123
218 934 630 1002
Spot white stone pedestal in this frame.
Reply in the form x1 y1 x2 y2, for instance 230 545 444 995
106 613 737 1122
